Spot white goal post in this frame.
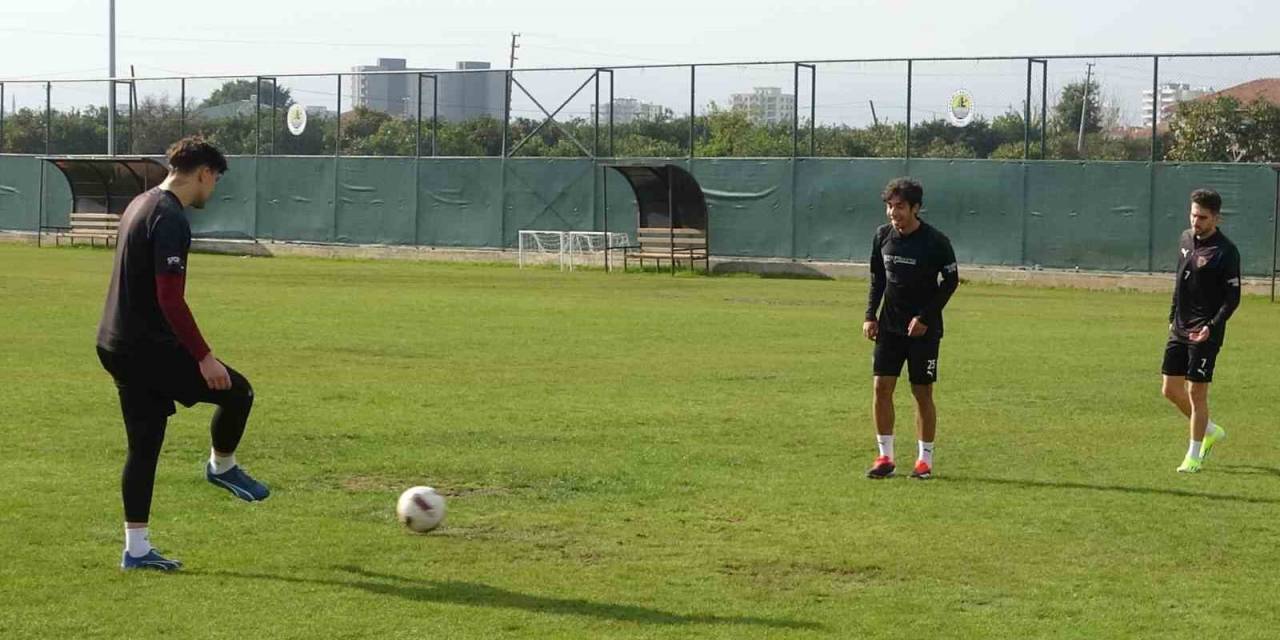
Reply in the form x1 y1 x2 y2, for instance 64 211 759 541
518 230 569 270
567 231 630 272
518 230 631 271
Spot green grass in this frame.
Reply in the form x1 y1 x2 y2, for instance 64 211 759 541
2 243 1279 639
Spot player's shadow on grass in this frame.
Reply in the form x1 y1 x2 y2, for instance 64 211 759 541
1211 464 1280 479
204 566 823 630
950 475 1280 504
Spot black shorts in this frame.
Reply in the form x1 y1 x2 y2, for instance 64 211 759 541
1161 339 1221 384
97 344 250 422
873 332 940 385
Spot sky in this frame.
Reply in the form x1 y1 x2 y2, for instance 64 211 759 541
2 0 1279 127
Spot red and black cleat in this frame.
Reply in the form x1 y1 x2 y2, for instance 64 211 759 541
865 456 896 479
910 460 932 480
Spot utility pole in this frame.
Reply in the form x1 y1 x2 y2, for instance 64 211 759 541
508 32 520 70
1077 62 1094 154
505 32 519 136
108 0 116 156
869 100 879 127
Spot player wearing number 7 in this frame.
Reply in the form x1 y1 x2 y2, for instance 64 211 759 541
1161 188 1241 474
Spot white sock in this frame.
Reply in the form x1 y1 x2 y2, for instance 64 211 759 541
125 526 152 558
210 450 237 475
1207 422 1223 438
1187 439 1203 460
876 434 894 460
918 441 934 466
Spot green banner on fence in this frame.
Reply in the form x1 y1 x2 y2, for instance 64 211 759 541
2 154 1275 276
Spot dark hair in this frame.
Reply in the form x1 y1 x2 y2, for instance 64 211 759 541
882 177 923 207
1190 188 1221 214
166 136 228 175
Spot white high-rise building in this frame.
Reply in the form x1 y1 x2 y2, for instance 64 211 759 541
591 97 671 124
1142 83 1213 126
351 58 411 116
729 87 796 126
350 58 505 122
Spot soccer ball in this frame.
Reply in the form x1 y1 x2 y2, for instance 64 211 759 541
396 486 447 533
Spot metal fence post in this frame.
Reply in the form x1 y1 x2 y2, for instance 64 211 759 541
499 70 511 246
44 81 51 155
431 75 438 157
1040 61 1048 159
254 76 262 157
270 78 277 156
37 157 45 246
809 65 816 157
1148 56 1160 273
416 74 423 158
1272 165 1279 302
905 60 912 162
1151 56 1160 162
501 70 511 157
689 65 696 160
179 78 186 139
128 80 135 154
331 75 340 243
593 70 600 157
792 63 800 158
335 74 342 157
1024 59 1032 159
608 70 615 157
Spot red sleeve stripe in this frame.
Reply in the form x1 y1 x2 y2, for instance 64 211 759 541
155 273 211 361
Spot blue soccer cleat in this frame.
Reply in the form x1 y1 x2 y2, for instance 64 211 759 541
206 463 270 502
121 549 183 571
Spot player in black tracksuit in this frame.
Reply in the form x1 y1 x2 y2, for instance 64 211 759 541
97 138 269 571
1160 188 1241 473
863 178 959 480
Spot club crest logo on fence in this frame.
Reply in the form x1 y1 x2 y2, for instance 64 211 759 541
948 90 975 126
287 104 308 136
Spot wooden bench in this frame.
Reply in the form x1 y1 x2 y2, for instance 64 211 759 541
623 227 709 273
55 213 122 247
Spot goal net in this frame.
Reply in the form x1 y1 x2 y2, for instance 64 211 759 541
567 231 630 271
517 230 569 269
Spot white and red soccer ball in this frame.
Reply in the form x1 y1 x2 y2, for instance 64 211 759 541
396 486 447 533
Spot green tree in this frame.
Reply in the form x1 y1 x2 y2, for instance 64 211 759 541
446 116 504 156
989 141 1035 160
1 109 45 154
910 117 994 158
1166 96 1280 163
1242 98 1280 162
1166 97 1244 162
698 105 790 157
338 108 417 156
132 96 184 155
918 137 977 159
1051 79 1102 137
612 133 682 157
200 79 293 109
50 106 108 154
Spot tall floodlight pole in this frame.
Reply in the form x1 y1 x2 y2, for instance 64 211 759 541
108 0 117 156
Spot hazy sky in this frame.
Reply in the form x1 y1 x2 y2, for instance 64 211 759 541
3 0 1279 126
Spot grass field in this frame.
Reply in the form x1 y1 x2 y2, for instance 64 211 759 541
2 243 1279 639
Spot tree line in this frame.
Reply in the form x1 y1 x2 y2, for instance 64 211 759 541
2 78 1277 162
